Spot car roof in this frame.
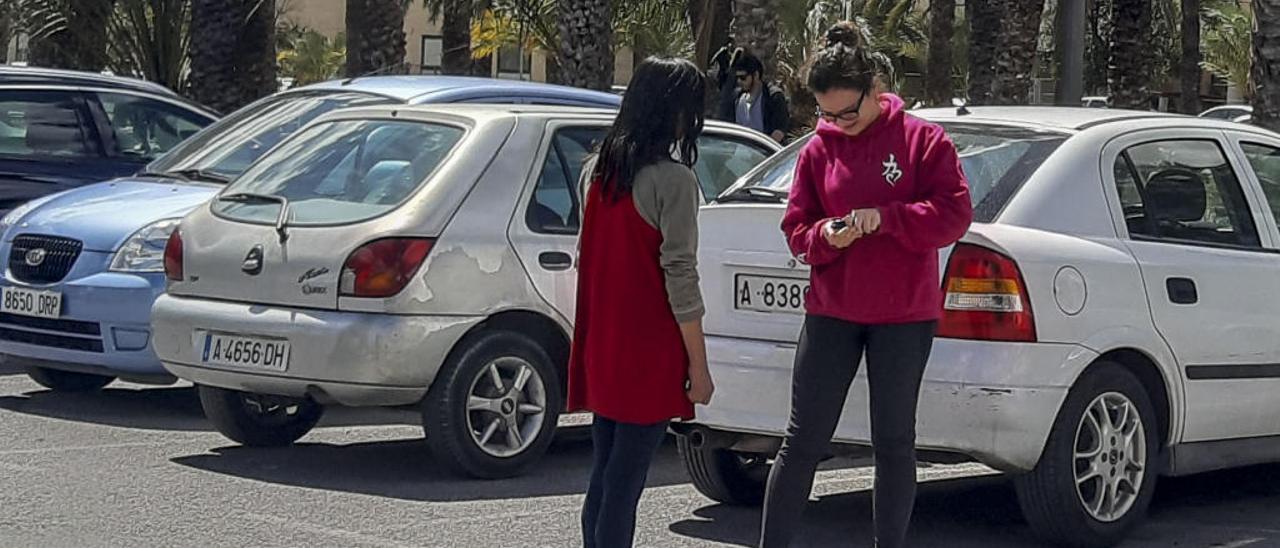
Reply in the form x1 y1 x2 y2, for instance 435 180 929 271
0 65 181 97
297 75 621 105
913 105 1186 131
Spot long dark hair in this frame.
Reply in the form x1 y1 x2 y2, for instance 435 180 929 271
806 20 893 93
592 57 706 200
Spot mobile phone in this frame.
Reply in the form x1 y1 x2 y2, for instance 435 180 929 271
831 218 848 231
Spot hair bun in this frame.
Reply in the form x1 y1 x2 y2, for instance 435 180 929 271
825 21 861 49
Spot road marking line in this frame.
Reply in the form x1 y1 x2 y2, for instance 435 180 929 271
238 513 421 548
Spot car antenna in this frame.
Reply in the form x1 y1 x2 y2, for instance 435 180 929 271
953 97 971 116
342 61 410 86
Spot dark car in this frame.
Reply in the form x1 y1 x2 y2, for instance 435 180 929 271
0 66 217 214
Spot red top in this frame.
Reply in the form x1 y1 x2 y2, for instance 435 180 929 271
567 181 695 424
782 93 973 324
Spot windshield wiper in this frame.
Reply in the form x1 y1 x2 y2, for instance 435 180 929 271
218 192 291 242
136 170 190 182
170 168 230 184
716 186 790 204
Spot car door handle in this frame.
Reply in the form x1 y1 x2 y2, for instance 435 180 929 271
538 251 573 271
1166 277 1198 305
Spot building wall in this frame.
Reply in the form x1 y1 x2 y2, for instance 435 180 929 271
282 0 441 74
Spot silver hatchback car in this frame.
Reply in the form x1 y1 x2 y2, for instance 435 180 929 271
152 104 778 478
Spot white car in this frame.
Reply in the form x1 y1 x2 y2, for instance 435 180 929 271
678 107 1280 547
1200 104 1253 121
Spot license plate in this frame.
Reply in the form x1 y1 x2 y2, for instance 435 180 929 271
199 332 290 372
734 275 809 314
1 286 62 319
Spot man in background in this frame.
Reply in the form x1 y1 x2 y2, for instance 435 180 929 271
724 48 790 144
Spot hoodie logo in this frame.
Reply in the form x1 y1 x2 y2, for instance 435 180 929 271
882 154 903 186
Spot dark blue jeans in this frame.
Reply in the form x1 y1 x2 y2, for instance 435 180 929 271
582 416 670 548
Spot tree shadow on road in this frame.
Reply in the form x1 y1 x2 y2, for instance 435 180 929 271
170 432 693 502
0 384 419 432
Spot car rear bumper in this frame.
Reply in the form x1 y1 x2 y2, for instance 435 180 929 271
152 294 484 407
692 335 1099 472
0 266 167 378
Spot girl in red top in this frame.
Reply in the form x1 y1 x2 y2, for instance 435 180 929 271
568 57 715 548
759 22 973 548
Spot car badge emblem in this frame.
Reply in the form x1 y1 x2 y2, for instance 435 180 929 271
24 248 47 267
242 245 264 275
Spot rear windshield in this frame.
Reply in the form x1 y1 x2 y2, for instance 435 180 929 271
726 122 1068 223
147 91 397 180
212 119 465 225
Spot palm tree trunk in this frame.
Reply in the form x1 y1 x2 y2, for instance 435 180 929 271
1108 0 1153 110
967 0 999 104
440 0 472 75
190 0 277 113
731 0 780 78
991 0 1044 105
1084 0 1111 95
346 0 407 77
926 0 956 106
0 4 13 63
557 0 613 91
1180 0 1202 114
1253 0 1280 131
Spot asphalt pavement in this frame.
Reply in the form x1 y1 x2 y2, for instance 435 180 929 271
2 360 1279 548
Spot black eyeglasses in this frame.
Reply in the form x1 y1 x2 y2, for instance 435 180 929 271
816 88 869 123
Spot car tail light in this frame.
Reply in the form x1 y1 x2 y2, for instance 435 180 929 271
340 238 435 298
164 230 183 282
938 243 1036 342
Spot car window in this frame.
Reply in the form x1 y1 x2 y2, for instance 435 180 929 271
148 91 396 181
1238 142 1280 228
214 119 465 225
1203 108 1247 120
528 127 605 234
0 90 94 159
694 135 772 199
97 92 210 162
732 123 1066 223
1113 140 1260 248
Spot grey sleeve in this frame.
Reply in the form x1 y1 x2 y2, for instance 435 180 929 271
633 163 705 323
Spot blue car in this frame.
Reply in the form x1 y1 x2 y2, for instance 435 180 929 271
0 76 620 391
0 66 218 215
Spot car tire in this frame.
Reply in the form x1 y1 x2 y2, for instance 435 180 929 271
1015 364 1159 548
677 435 769 506
198 385 323 447
424 330 562 479
26 366 115 392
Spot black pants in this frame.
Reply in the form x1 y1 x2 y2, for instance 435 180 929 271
582 416 669 548
760 315 936 548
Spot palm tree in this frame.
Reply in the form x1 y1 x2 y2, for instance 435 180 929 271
1108 0 1153 110
1202 2 1252 101
925 0 955 106
1180 0 1203 114
346 0 408 77
967 0 998 104
425 0 479 75
557 0 613 90
689 0 732 68
1 4 14 62
19 0 114 70
189 0 278 114
1252 0 1280 130
990 0 1044 105
107 0 191 92
733 0 781 77
279 30 347 86
616 0 694 59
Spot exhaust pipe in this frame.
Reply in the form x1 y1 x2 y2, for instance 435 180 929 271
686 426 736 450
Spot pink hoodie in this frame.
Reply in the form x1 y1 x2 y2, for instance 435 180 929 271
782 93 973 324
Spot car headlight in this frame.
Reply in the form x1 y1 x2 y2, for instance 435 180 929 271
0 201 38 236
110 218 181 273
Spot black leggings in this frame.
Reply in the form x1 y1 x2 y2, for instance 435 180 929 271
582 416 669 548
760 315 936 548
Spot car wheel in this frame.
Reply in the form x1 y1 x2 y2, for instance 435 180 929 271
26 366 115 392
678 435 769 506
198 385 323 447
1015 364 1159 548
424 330 562 479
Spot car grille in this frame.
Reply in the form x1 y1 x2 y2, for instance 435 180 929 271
8 235 82 284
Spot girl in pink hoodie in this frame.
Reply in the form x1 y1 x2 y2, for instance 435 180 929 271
759 22 973 548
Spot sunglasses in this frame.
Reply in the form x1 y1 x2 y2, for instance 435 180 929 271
816 88 869 123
